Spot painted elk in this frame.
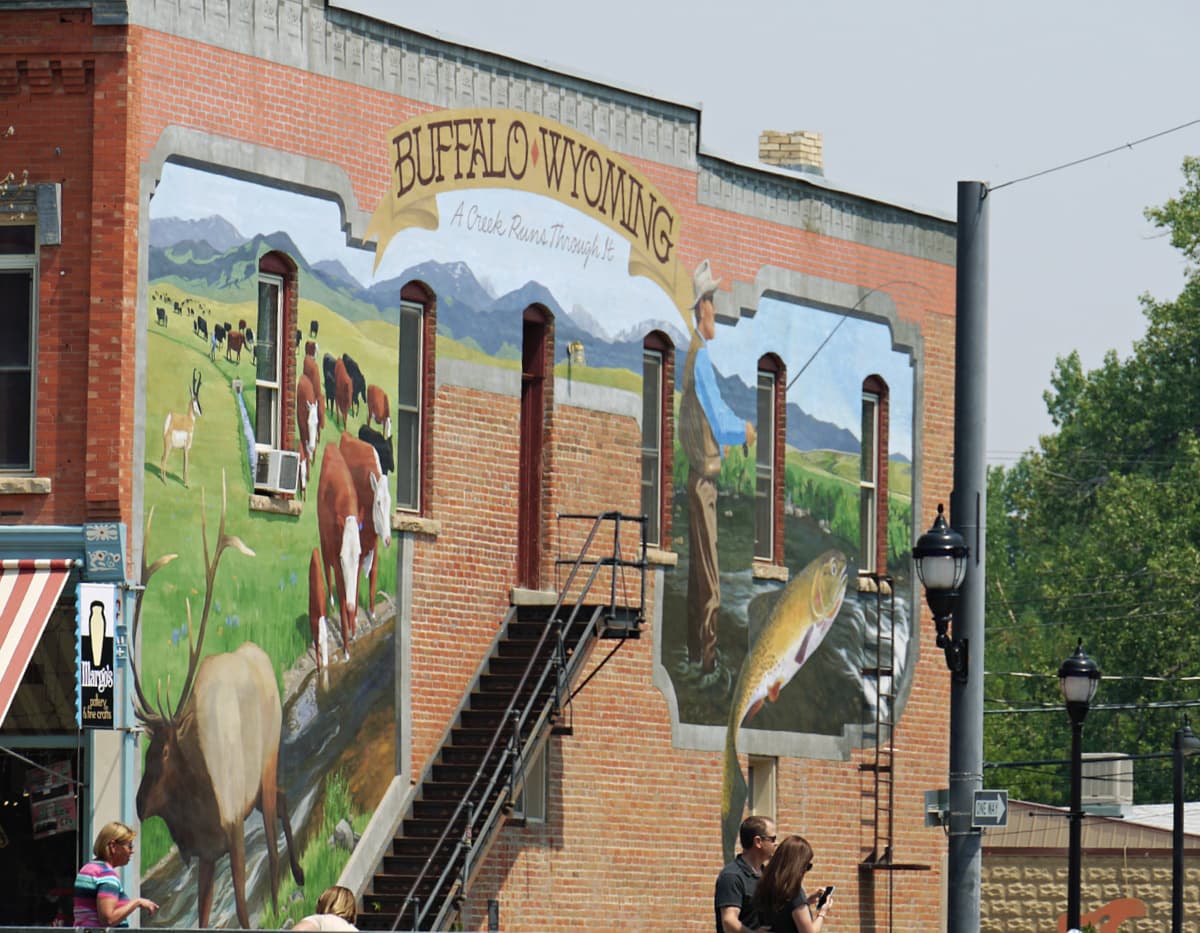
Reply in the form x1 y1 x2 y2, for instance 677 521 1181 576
366 384 391 439
339 431 392 622
133 478 304 928
317 444 360 657
296 373 320 495
159 368 202 486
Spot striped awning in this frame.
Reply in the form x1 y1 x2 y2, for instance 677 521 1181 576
0 559 74 728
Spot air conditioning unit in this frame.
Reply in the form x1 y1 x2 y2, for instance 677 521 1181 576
1082 752 1133 807
254 447 301 495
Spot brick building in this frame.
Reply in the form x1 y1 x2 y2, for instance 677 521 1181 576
0 2 958 930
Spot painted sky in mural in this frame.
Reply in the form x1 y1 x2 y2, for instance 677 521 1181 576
151 163 913 458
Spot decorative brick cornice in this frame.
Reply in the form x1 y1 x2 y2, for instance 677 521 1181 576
0 58 95 96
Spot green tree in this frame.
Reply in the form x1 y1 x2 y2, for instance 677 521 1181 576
985 159 1200 805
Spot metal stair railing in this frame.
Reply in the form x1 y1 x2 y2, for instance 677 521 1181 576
389 511 647 931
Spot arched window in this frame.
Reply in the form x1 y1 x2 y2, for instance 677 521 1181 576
396 281 436 513
255 251 296 451
641 331 674 547
755 354 785 563
860 375 890 574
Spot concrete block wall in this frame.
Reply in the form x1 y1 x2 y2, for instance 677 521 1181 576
983 855 1200 932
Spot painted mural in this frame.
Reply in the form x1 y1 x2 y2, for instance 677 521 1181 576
140 108 917 917
142 165 400 928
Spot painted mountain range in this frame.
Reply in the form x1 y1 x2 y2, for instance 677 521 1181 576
149 216 870 456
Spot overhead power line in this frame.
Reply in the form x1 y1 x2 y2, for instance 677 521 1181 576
989 118 1200 193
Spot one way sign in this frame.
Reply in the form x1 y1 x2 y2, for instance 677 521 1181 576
972 789 1009 828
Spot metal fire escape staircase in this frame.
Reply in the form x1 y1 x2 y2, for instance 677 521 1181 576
857 572 929 932
359 512 647 932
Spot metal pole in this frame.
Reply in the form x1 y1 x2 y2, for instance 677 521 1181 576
1067 718 1083 930
948 179 988 933
1173 726 1184 933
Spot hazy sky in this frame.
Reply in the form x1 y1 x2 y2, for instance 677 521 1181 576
334 0 1200 464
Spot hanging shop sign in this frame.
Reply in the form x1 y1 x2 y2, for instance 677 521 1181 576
76 582 117 729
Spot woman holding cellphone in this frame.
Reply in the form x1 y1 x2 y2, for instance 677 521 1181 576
752 834 833 932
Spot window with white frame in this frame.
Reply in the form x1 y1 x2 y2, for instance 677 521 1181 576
859 378 888 573
747 755 777 822
396 297 424 511
755 357 783 562
641 343 665 546
255 272 284 449
0 225 36 472
512 741 547 823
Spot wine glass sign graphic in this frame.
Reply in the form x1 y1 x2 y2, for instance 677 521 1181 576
87 600 108 666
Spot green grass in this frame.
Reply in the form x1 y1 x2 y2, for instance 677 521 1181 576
139 309 398 871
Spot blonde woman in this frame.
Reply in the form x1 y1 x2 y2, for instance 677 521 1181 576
73 822 159 928
293 885 358 931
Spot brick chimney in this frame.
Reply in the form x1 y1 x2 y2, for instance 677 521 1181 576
759 130 824 176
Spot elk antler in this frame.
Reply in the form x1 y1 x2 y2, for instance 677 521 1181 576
130 506 178 723
175 470 255 713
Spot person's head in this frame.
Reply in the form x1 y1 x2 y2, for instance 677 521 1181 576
93 821 136 865
689 259 720 340
754 834 815 913
315 885 357 924
738 815 778 868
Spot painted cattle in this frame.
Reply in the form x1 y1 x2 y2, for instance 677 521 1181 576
302 354 326 434
333 357 353 429
366 384 391 439
226 330 246 363
341 353 366 415
356 425 394 476
322 353 338 416
317 444 361 655
296 373 320 495
339 431 393 622
308 547 329 671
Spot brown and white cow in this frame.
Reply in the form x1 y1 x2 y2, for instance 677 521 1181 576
225 329 247 363
339 431 392 621
333 357 353 430
302 353 326 434
366 384 391 439
296 373 320 495
316 443 360 655
307 547 329 670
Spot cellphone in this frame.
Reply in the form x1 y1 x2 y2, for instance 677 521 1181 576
817 885 835 909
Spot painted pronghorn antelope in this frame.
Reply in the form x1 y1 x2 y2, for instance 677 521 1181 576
160 368 202 486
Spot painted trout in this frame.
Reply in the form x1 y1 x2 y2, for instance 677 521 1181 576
720 549 848 861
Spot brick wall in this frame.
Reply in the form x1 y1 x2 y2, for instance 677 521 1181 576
0 8 959 931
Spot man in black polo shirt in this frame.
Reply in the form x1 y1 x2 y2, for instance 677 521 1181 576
714 815 778 933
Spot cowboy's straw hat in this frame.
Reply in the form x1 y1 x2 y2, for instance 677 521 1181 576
690 259 721 310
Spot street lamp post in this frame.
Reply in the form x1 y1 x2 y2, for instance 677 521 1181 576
1058 641 1101 932
1172 716 1200 933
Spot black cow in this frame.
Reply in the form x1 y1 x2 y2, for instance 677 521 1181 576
156 307 168 327
309 320 319 339
342 354 366 416
244 326 255 347
357 425 394 475
194 316 208 340
294 328 302 351
322 354 338 415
